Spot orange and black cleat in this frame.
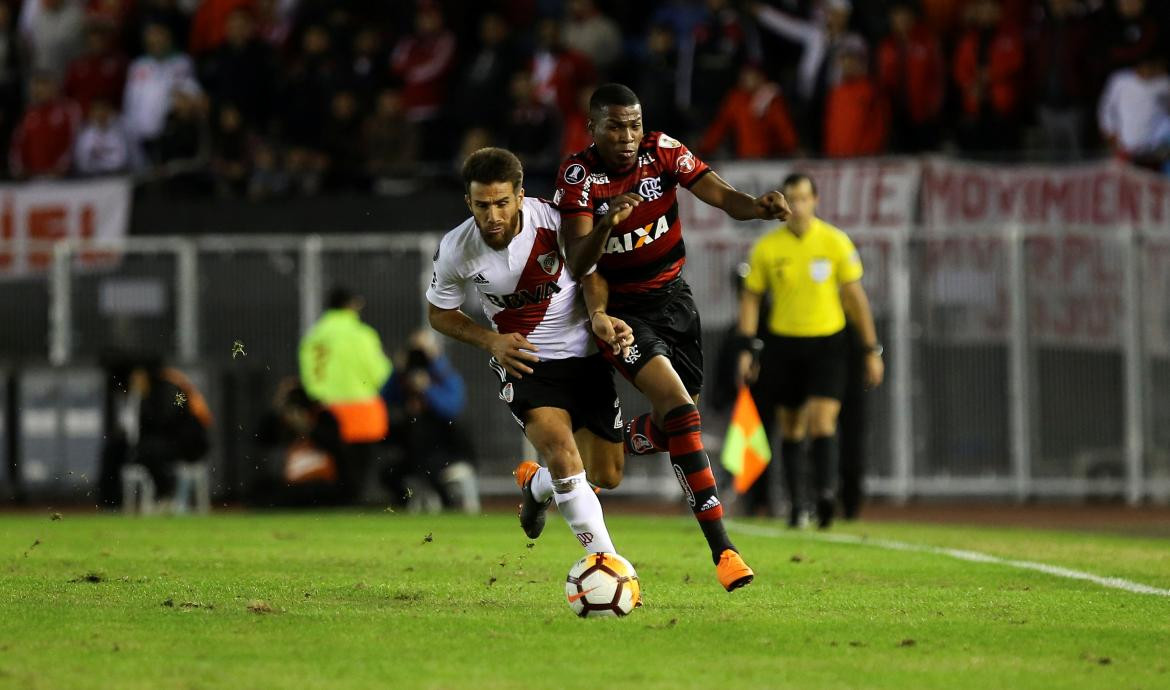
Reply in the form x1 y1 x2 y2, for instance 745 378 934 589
514 460 551 540
716 549 754 592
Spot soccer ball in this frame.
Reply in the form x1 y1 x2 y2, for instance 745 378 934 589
564 552 641 618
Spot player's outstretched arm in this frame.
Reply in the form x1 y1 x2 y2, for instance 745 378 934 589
563 192 642 279
427 303 540 378
690 171 791 222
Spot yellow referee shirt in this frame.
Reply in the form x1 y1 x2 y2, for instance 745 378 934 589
744 218 864 337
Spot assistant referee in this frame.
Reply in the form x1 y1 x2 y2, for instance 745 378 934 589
736 173 883 528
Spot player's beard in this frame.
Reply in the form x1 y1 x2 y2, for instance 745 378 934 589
478 211 521 250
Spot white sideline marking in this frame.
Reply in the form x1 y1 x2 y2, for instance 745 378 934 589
727 521 1170 598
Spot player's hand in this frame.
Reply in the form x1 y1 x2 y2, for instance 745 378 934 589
490 333 540 378
864 352 884 389
591 312 635 359
737 351 759 387
601 193 641 230
754 191 790 221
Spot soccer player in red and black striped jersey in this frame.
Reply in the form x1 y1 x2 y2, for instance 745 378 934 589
555 83 791 591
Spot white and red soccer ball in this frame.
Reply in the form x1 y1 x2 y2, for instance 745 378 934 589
564 552 641 618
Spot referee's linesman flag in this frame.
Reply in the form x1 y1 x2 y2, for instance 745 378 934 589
721 387 772 493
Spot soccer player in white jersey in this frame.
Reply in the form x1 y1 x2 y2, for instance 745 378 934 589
427 147 635 554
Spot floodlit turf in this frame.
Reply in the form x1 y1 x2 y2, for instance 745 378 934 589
2 511 1169 690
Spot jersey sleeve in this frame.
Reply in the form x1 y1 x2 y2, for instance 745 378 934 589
553 156 595 218
834 230 864 285
655 132 711 189
744 237 770 295
425 235 466 309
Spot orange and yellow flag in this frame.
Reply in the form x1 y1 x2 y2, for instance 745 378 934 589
720 387 772 493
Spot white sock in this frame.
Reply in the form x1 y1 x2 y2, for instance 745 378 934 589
552 472 616 554
530 466 554 503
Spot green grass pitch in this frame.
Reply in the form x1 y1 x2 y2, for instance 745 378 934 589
2 511 1168 689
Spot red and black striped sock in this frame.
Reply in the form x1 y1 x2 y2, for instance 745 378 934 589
662 403 736 564
624 413 668 456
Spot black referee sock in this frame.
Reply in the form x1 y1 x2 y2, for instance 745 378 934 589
662 404 736 564
811 435 838 501
780 439 805 514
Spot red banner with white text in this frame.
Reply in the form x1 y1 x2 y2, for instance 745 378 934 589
0 178 130 276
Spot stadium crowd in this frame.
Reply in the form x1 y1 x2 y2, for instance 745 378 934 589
3 0 1170 197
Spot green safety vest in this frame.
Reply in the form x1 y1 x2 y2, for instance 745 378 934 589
298 309 392 404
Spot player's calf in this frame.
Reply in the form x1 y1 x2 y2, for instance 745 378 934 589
577 428 625 490
624 412 668 456
661 403 754 589
527 409 618 553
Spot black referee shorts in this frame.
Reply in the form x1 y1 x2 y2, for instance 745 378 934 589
490 353 624 443
600 280 705 396
756 330 848 410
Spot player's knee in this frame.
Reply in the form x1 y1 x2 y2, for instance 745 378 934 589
589 464 623 490
539 438 583 477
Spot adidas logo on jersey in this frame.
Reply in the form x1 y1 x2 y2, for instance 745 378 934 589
472 273 489 285
605 215 670 254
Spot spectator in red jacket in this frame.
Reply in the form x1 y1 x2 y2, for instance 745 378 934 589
699 62 799 159
953 0 1026 154
390 1 456 162
878 1 945 152
9 72 81 178
530 17 596 118
188 0 254 56
64 19 127 117
823 37 887 157
560 84 594 159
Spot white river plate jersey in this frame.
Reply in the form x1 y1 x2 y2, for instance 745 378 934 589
426 196 593 361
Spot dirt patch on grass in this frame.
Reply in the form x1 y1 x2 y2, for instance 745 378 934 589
69 572 104 583
247 600 275 614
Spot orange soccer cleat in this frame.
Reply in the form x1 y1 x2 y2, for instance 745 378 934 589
716 549 755 592
514 460 550 539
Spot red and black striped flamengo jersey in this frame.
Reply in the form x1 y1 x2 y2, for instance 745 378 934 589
554 132 711 307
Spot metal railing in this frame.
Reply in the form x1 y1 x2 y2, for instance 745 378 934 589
3 227 1169 504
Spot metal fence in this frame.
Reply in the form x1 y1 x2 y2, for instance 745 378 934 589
2 226 1169 504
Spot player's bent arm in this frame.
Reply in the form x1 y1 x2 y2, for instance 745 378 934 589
563 193 642 279
427 303 498 353
579 271 610 321
579 272 633 357
427 302 540 377
562 214 601 279
689 171 790 222
840 280 879 350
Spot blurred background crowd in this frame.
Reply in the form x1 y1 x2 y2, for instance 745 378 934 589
3 0 1170 199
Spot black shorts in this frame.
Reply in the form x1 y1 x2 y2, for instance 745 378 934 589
489 353 623 443
756 330 848 409
601 280 704 396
